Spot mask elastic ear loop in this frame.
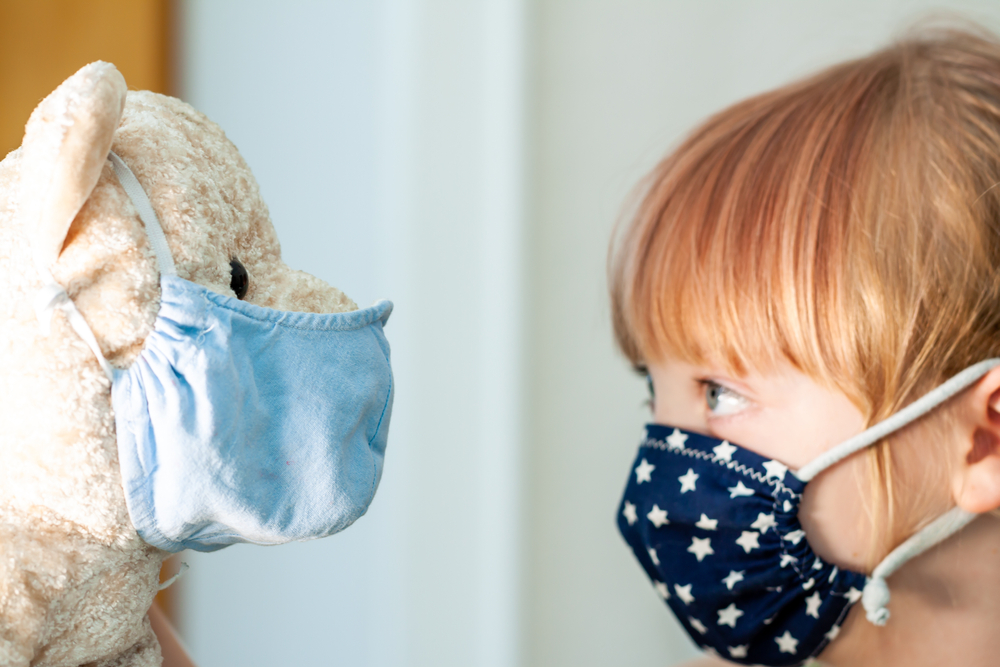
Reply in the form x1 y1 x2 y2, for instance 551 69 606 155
108 152 176 276
33 152 179 384
792 358 1000 627
34 266 115 382
795 358 1000 482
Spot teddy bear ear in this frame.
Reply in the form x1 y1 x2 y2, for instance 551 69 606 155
19 61 127 275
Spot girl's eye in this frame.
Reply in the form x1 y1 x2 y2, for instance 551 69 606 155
703 380 749 417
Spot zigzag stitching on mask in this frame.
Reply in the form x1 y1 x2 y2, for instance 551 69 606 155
642 437 801 499
635 437 863 642
641 437 859 596
641 437 820 587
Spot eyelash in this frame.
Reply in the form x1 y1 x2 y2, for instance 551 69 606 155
635 366 655 410
698 379 750 417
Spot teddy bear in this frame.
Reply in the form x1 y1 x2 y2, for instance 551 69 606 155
0 61 393 666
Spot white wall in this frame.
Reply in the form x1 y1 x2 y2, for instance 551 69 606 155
176 2 524 666
174 2 1000 667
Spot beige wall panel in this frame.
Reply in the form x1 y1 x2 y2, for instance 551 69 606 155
0 0 171 155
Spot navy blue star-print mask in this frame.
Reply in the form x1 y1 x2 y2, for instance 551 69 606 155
618 424 866 665
616 359 1000 666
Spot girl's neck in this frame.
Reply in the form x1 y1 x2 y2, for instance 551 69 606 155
819 512 1000 666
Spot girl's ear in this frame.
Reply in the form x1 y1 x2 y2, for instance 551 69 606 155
19 62 127 275
953 365 1000 514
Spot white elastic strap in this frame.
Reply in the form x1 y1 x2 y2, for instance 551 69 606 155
795 358 1000 482
861 506 977 625
33 152 176 383
108 152 176 276
34 267 115 383
158 561 190 591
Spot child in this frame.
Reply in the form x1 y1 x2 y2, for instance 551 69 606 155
610 26 1000 667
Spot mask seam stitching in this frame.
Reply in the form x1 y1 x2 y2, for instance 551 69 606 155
162 277 390 333
366 365 392 506
643 437 830 590
771 493 811 584
368 369 392 447
629 439 868 660
196 287 386 332
642 437 801 498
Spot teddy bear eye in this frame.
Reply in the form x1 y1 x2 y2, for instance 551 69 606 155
230 259 249 300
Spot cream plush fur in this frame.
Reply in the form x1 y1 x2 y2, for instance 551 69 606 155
0 62 357 666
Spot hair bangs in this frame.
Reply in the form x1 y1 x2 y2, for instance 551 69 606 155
612 58 890 395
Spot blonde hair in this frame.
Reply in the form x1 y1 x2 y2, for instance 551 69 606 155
609 26 1000 559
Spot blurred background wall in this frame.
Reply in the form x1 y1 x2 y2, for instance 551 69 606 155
5 1 1000 666
0 0 172 156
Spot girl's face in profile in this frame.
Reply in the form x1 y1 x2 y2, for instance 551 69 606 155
645 358 955 573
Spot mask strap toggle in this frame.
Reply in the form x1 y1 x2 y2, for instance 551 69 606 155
861 506 977 625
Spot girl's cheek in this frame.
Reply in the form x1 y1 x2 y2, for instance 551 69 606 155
797 453 874 572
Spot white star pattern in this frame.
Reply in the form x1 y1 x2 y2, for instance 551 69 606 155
845 587 862 603
728 645 749 659
813 559 823 570
802 578 815 591
805 591 822 618
735 531 760 553
688 536 714 562
666 428 688 451
763 459 788 481
783 500 793 512
635 458 655 484
728 481 754 498
713 440 737 461
674 584 695 605
695 513 718 530
825 625 841 642
654 581 670 600
775 630 799 654
783 529 806 545
678 468 699 493
722 570 745 590
716 603 744 628
779 554 798 568
829 566 839 584
622 501 638 526
750 512 776 534
646 504 669 528
647 547 660 566
688 617 708 635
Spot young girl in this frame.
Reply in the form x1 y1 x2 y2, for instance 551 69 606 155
610 26 1000 667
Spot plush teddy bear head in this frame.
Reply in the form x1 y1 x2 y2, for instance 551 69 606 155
0 62 378 666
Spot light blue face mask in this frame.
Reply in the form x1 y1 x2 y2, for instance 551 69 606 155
35 152 393 553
